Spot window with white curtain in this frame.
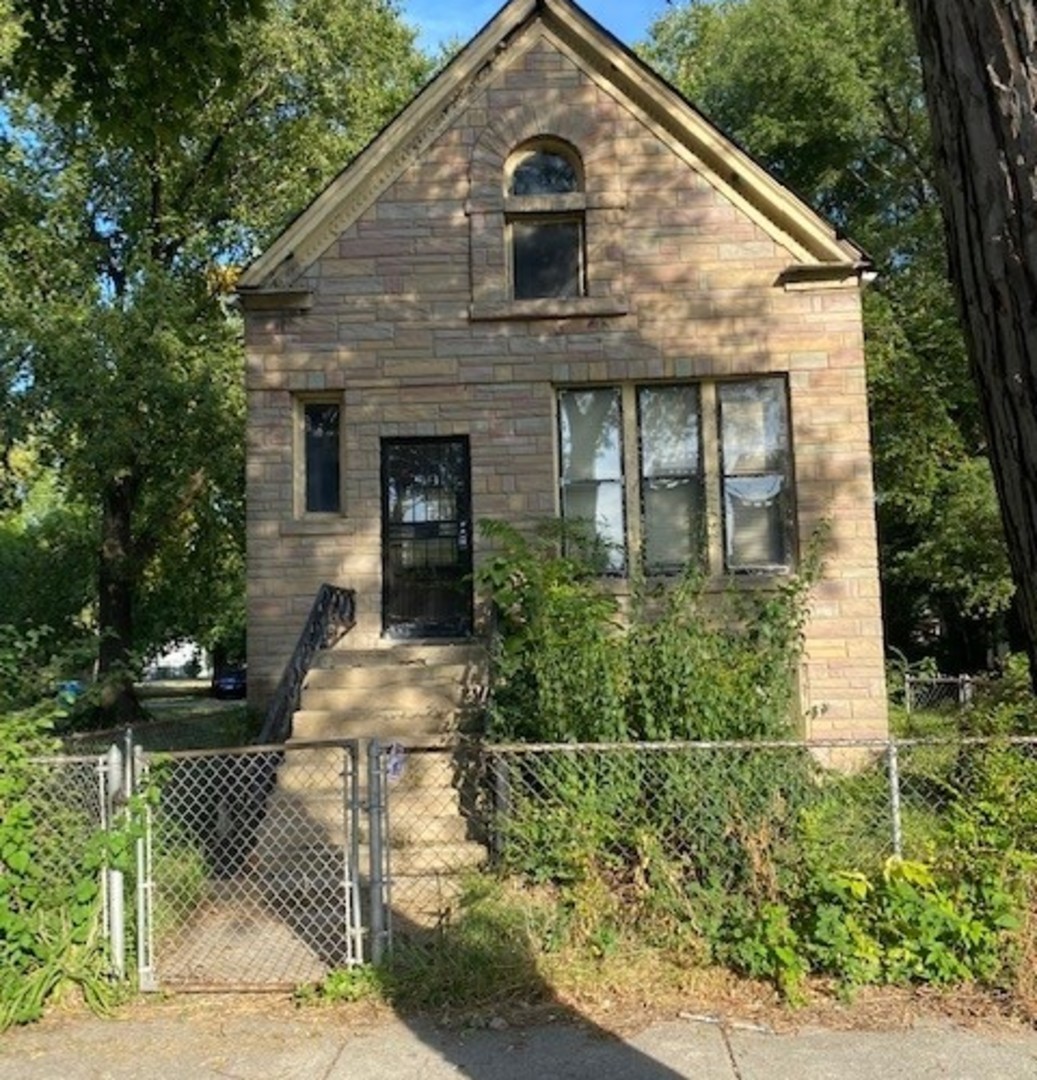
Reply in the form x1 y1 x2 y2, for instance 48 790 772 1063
558 388 626 572
557 377 792 575
718 380 791 571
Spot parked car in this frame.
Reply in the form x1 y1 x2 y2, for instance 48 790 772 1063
211 666 247 699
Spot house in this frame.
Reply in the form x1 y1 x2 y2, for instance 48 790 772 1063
237 0 888 744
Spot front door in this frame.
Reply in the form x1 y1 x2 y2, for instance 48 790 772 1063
382 437 473 638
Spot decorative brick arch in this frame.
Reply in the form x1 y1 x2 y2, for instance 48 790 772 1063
469 103 606 204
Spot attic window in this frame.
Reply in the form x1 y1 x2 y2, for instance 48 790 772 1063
506 140 586 300
510 149 580 195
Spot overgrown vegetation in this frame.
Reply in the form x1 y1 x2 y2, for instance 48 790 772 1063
478 519 817 742
460 524 1037 1005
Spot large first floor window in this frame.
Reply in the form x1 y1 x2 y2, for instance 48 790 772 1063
558 377 792 575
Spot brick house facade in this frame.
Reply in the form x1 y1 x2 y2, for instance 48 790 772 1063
238 0 888 740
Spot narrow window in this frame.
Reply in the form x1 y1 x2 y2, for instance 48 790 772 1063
638 385 704 573
304 402 341 513
718 379 791 571
507 142 585 301
558 388 625 572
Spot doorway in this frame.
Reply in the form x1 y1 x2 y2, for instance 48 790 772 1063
381 437 473 638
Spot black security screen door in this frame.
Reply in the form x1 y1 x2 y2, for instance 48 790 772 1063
382 437 473 638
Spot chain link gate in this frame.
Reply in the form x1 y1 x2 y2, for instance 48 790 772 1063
26 748 122 969
135 740 364 990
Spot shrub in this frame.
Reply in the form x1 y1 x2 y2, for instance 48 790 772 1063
478 518 819 742
0 702 128 1027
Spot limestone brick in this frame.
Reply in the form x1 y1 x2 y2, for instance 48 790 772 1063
244 22 887 740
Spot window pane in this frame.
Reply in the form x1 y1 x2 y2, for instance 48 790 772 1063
304 403 340 513
719 379 788 473
639 386 700 477
560 389 622 481
512 219 582 299
559 388 625 571
724 476 787 569
510 151 579 195
718 379 791 570
643 477 703 571
562 482 626 573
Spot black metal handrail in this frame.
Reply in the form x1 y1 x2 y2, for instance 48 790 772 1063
257 583 357 744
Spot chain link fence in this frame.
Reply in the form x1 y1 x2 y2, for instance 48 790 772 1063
377 736 1037 942
903 673 983 713
21 747 135 988
24 733 1037 992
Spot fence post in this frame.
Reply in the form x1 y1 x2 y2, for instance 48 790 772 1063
367 739 387 966
904 673 912 715
961 674 973 707
886 740 903 859
133 742 157 992
104 742 126 980
491 751 511 864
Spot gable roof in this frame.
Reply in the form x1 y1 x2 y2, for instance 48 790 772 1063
237 0 866 296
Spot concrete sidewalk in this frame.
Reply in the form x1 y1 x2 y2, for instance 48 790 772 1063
2 1002 1036 1079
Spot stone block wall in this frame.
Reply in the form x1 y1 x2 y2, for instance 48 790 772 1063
244 28 888 738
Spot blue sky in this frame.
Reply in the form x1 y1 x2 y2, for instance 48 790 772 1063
401 0 667 52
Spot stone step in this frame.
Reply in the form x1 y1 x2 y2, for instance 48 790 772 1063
252 839 487 880
290 709 479 742
258 779 484 844
300 684 473 714
303 663 477 689
276 747 465 794
314 643 488 670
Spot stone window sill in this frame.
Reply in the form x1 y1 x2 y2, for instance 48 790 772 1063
469 296 628 322
280 517 353 537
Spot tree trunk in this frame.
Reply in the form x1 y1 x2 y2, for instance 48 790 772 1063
903 2 1037 684
98 473 142 724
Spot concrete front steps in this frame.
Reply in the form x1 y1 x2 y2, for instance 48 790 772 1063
292 642 487 744
270 642 491 932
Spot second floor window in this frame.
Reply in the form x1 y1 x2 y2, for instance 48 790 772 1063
506 141 585 300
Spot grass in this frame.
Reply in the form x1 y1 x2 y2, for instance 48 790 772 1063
63 691 259 754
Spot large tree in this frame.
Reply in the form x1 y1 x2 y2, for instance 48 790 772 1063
645 0 1014 667
1 0 429 718
900 2 1037 683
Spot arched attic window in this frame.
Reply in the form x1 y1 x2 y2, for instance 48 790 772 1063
505 139 586 300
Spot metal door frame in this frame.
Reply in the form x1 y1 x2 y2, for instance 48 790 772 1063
380 435 473 639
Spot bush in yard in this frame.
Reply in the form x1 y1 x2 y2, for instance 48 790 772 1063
478 519 628 742
477 520 1034 1002
478 518 820 743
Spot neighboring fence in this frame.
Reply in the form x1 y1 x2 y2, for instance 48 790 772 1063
24 749 123 972
26 733 1037 992
903 673 983 713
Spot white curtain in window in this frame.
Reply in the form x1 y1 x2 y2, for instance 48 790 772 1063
724 475 785 567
